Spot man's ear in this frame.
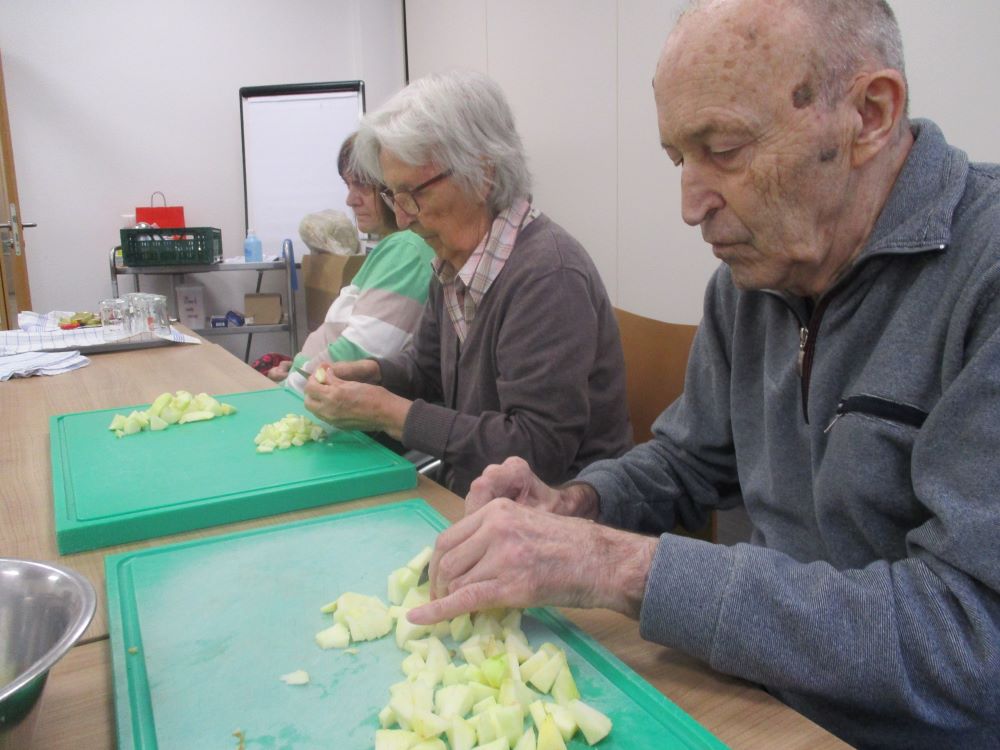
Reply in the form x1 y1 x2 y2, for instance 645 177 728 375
850 68 908 168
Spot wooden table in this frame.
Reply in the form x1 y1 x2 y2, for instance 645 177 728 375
2 335 849 749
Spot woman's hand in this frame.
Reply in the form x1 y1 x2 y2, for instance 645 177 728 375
266 360 292 382
302 364 410 440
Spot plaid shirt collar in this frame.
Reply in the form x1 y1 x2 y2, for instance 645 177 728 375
435 197 538 342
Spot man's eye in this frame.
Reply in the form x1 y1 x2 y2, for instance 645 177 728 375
710 146 742 163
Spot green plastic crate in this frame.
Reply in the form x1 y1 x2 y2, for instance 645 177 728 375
119 226 222 266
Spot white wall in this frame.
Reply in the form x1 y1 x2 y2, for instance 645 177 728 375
0 0 406 359
405 0 1000 325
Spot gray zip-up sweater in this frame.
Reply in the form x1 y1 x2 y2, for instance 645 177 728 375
578 120 1000 749
378 213 632 496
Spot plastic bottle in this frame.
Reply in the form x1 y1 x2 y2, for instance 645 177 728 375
244 230 263 263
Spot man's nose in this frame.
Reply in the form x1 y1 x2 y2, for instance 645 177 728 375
680 164 725 227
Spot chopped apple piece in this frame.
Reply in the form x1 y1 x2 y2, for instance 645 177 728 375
513 727 537 750
379 705 397 729
528 700 548 732
407 545 433 573
402 652 426 678
388 566 421 605
450 612 474 642
411 709 449 739
396 610 432 647
147 392 173 417
279 669 310 685
435 684 474 721
149 414 168 431
466 682 499 706
519 650 550 683
480 655 508 688
568 699 612 746
527 650 564 694
411 740 447 750
333 592 393 642
482 704 524 747
108 414 127 431
506 631 534 664
375 729 419 750
315 622 350 650
550 663 580 705
543 703 577 742
470 739 507 750
536 715 567 750
447 716 477 750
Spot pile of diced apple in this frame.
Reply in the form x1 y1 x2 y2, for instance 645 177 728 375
254 414 327 453
107 390 236 438
313 547 613 750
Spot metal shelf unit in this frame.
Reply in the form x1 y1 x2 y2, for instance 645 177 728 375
108 248 298 361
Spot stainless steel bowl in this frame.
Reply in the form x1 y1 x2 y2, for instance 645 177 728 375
0 558 96 750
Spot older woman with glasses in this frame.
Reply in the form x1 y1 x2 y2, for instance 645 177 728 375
302 69 632 495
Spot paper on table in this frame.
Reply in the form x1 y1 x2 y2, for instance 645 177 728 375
0 350 90 381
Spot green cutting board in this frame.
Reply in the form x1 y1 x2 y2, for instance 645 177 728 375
105 499 727 750
52 388 415 554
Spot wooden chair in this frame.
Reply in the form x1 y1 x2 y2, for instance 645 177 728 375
613 307 716 542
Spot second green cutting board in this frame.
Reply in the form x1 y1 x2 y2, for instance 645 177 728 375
51 387 416 553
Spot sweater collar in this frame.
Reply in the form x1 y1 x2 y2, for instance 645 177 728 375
859 118 969 260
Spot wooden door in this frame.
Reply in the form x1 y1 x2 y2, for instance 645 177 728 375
0 49 34 330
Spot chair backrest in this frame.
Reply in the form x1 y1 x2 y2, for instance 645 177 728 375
614 307 697 444
613 307 716 542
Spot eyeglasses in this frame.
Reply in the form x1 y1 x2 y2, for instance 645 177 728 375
380 169 453 216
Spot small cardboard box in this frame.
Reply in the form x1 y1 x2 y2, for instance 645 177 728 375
175 283 205 329
244 293 282 325
302 253 365 331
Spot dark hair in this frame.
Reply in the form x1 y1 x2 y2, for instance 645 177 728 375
338 132 398 232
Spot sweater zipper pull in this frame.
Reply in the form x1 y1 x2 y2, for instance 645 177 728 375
797 326 808 376
824 400 847 433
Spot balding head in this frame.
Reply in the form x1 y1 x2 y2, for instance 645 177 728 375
671 0 906 109
652 0 913 298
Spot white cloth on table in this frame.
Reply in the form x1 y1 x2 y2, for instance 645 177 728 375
0 350 90 381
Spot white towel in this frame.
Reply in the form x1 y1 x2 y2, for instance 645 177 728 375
0 350 90 381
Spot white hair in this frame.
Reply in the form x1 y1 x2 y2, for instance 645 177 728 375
352 70 532 214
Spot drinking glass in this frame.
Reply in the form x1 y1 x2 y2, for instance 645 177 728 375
99 298 127 339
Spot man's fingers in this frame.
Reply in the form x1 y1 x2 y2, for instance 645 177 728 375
427 509 496 599
407 579 500 625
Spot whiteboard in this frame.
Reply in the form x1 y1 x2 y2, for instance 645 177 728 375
240 82 365 256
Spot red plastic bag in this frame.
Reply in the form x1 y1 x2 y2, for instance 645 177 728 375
136 191 185 228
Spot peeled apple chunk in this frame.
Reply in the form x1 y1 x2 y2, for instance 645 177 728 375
107 390 236 438
331 592 393 643
279 669 310 685
254 413 326 453
567 700 612 746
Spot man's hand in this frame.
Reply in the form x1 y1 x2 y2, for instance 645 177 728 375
465 457 601 519
407 499 658 625
302 365 409 440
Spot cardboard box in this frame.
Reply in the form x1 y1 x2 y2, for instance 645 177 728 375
302 252 365 331
244 293 283 325
175 283 205 329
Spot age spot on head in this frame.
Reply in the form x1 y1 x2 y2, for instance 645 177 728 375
792 82 814 109
819 146 838 162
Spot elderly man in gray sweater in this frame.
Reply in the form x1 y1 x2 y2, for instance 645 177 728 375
407 1 1000 748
